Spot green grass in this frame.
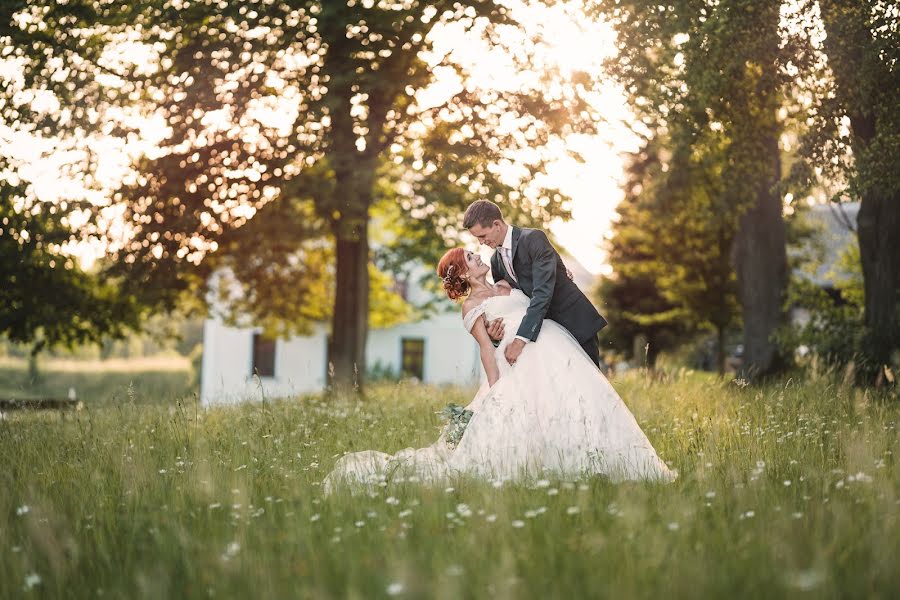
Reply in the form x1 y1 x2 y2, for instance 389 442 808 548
1 372 897 598
0 356 195 406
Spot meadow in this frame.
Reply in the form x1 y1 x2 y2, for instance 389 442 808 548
0 356 195 407
1 370 897 598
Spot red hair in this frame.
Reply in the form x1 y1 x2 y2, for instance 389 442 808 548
437 248 470 300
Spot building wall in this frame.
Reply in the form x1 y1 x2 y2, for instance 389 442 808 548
200 321 329 405
200 312 481 405
366 313 482 384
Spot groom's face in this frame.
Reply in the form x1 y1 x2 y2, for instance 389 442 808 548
468 220 504 249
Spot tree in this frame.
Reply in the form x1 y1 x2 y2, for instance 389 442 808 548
799 0 900 374
1 2 143 359
593 0 791 377
597 139 691 369
601 132 740 374
95 1 602 390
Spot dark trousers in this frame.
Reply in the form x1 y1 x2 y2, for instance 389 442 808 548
581 334 601 368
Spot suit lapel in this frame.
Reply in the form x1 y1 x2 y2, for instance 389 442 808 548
510 226 522 261
510 226 522 281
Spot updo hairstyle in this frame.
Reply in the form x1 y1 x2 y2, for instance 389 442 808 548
437 248 470 300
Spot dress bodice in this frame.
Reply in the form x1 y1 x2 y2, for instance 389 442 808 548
462 289 530 337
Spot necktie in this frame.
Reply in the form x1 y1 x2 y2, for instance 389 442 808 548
503 247 517 282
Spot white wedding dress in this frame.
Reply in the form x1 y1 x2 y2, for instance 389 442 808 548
324 289 676 493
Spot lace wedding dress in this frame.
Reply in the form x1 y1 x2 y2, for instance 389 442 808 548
324 289 676 493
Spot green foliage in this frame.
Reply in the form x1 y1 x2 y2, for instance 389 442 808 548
0 195 143 353
1 376 897 596
598 132 739 371
793 0 900 368
90 1 595 313
776 242 875 374
594 0 795 375
3 1 602 387
0 2 146 351
596 141 697 366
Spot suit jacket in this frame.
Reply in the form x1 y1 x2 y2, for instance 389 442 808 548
491 226 608 344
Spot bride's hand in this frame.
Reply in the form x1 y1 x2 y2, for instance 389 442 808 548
483 316 505 342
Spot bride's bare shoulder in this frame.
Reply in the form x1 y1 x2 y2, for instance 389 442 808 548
495 280 512 290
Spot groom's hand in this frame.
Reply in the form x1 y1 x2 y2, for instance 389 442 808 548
484 316 505 342
505 338 526 365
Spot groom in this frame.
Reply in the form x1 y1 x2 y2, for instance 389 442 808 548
463 200 608 367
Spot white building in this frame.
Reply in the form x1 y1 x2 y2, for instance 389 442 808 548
199 264 479 405
200 253 598 405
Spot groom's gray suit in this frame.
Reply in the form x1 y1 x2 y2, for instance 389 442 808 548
491 226 608 366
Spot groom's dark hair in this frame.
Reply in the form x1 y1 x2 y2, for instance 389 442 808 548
463 200 503 229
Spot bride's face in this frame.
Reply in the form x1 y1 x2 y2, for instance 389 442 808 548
464 250 489 278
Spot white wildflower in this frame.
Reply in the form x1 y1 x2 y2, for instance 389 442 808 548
385 496 400 506
398 509 413 519
386 582 404 596
23 573 41 590
511 520 525 528
355 520 365 528
566 506 580 515
221 542 240 561
535 479 550 488
547 488 559 496
667 522 679 531
16 505 30 516
310 514 321 522
783 480 792 486
456 504 472 518
485 514 497 522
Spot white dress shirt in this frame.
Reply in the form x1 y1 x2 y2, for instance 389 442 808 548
500 225 517 283
499 226 530 345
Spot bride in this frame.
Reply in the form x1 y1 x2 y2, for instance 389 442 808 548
324 248 676 492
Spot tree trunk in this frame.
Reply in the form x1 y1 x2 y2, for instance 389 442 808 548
716 325 726 377
732 131 788 378
27 349 40 386
857 192 900 370
328 215 369 393
818 1 900 377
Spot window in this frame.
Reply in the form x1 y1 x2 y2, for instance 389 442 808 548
401 338 425 381
251 333 276 378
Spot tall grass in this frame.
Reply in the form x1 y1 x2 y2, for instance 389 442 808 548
1 373 897 598
0 357 194 406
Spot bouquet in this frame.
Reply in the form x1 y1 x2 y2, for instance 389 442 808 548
439 403 474 448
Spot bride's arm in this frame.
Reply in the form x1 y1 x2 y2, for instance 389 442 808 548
469 316 501 387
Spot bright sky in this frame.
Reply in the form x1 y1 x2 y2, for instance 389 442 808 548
436 1 638 274
2 1 636 275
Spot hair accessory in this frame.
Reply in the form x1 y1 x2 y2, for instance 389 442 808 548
441 264 456 285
